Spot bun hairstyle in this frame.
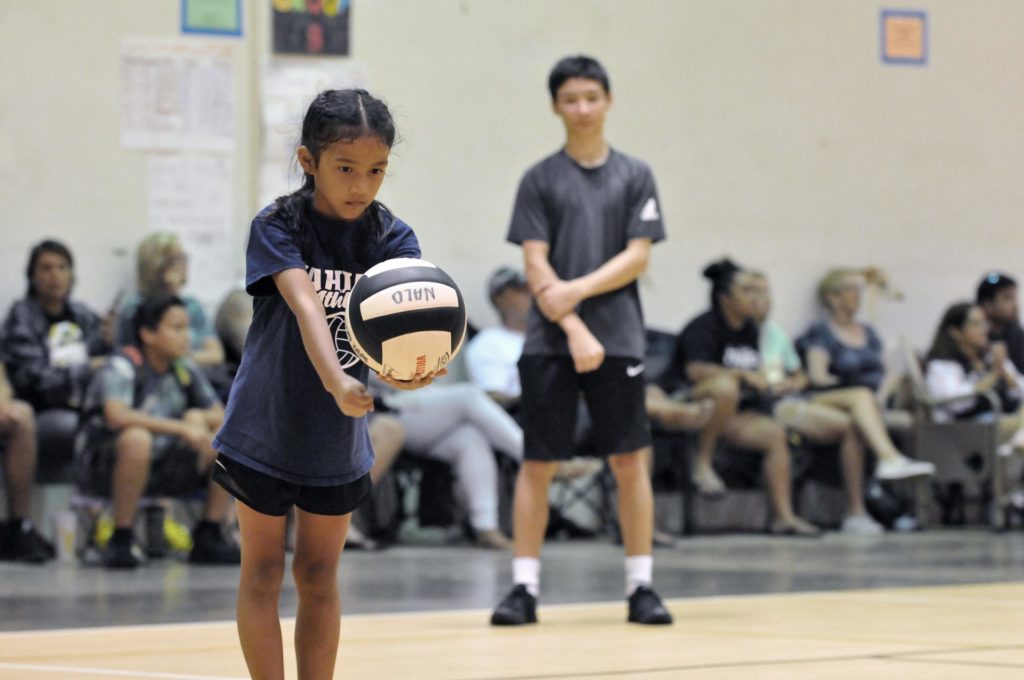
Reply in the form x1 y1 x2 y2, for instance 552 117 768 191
702 258 742 309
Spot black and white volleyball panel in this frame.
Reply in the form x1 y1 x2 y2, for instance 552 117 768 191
344 258 467 380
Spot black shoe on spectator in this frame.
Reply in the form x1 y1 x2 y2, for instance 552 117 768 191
1 519 54 564
103 532 142 570
188 521 241 565
490 585 538 625
627 586 673 625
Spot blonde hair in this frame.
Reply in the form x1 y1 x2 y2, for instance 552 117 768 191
817 268 853 308
136 231 182 296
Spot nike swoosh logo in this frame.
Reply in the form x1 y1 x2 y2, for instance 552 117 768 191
626 364 645 377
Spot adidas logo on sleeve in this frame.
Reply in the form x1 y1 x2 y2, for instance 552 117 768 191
639 198 660 221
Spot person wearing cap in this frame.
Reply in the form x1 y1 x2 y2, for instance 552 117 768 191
465 267 531 409
977 272 1024 375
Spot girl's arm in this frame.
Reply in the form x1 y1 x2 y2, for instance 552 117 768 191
272 268 373 417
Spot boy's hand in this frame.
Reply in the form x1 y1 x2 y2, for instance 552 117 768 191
179 423 212 451
536 279 584 322
380 368 447 391
566 324 604 373
329 374 374 418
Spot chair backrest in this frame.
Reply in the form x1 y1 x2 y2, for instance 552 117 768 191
898 336 932 409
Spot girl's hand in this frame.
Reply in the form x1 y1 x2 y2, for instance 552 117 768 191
329 374 374 417
380 368 447 391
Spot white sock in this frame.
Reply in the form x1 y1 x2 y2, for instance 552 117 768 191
625 555 653 596
513 557 540 597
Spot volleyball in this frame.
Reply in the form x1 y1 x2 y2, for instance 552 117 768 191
344 258 467 380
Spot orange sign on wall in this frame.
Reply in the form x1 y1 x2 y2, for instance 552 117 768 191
881 10 927 65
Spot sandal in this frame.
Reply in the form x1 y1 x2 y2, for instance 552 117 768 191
769 517 821 538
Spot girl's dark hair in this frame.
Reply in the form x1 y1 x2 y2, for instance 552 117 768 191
926 301 975 363
26 239 74 298
702 258 742 309
548 55 610 100
272 89 397 264
133 294 185 347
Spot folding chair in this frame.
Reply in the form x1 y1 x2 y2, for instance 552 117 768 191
900 338 1007 529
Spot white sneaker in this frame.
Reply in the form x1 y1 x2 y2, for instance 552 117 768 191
840 514 885 536
876 456 935 480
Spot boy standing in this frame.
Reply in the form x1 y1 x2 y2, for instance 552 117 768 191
491 55 671 626
77 295 239 569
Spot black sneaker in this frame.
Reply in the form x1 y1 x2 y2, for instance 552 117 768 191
627 586 673 625
103 540 142 569
490 585 538 626
188 523 241 565
1 521 54 564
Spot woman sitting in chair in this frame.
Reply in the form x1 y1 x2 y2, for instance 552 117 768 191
925 302 1024 452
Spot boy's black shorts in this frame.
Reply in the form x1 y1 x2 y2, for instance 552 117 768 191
79 435 206 498
518 355 651 461
212 454 372 517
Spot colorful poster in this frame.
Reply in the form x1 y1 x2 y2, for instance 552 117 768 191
182 0 243 37
272 0 351 55
881 10 927 65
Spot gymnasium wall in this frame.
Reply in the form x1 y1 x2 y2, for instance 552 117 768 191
1 1 1021 354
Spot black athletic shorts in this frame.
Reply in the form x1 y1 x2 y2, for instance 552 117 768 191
212 454 372 517
518 355 651 461
79 435 206 498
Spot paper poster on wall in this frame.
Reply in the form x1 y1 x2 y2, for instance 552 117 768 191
182 0 243 36
122 38 236 152
147 154 235 311
259 61 370 206
272 0 351 55
881 9 927 65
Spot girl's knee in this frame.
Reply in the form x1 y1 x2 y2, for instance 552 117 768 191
292 558 339 599
242 556 286 599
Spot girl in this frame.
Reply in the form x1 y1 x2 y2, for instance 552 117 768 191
925 302 1024 446
212 89 439 680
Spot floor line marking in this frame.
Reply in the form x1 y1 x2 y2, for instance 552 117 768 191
0 661 247 680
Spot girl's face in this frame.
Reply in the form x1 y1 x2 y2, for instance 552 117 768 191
162 247 188 295
300 136 390 221
32 251 73 304
954 306 989 353
750 276 771 323
724 272 760 321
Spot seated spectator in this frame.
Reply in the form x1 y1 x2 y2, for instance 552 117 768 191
799 269 934 481
976 272 1024 375
77 295 239 569
661 258 818 536
1 240 111 477
214 288 253 369
925 302 1024 450
0 363 53 563
115 232 225 369
373 379 522 549
465 267 530 409
749 271 882 534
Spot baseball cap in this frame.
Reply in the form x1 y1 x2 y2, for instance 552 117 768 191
977 271 1017 304
488 267 527 301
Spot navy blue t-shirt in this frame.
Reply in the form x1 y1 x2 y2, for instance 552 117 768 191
213 201 420 485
